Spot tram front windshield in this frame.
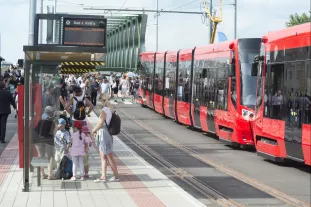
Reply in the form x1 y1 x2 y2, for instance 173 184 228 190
239 50 260 110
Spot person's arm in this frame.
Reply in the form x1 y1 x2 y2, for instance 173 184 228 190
65 98 73 115
85 98 94 115
59 95 65 108
91 111 106 135
9 92 16 109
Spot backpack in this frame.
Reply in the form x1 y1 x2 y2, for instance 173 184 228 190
134 80 139 89
73 97 86 120
34 118 56 143
55 155 72 180
105 112 121 135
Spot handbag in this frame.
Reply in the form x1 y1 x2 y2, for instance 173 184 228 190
95 129 103 147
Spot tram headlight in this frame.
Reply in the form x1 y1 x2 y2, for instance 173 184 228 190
242 109 255 120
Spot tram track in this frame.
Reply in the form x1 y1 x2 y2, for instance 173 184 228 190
121 128 241 207
118 108 311 207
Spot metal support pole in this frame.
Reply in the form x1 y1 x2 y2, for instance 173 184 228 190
156 0 159 52
23 62 30 192
209 0 213 44
54 0 57 13
40 0 43 44
28 0 37 45
234 0 237 39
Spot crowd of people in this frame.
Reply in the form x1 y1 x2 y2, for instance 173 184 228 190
34 71 140 182
0 69 139 181
0 65 23 143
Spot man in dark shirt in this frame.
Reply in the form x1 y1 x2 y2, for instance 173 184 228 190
0 81 17 143
90 79 99 106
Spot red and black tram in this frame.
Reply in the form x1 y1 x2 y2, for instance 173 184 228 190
139 38 261 147
251 23 311 165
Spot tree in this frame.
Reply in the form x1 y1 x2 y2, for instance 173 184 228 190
286 11 311 27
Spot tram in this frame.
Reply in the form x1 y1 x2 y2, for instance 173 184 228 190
251 23 311 165
139 38 262 147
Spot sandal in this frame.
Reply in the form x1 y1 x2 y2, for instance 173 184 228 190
109 176 120 182
94 177 106 183
42 174 48 179
48 175 56 180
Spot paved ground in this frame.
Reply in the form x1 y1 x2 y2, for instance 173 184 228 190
0 109 17 155
117 103 311 204
0 110 208 207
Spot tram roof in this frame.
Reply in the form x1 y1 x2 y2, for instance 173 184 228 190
263 23 311 44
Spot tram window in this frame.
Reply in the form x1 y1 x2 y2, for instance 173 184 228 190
264 63 285 120
231 78 237 108
216 67 228 110
202 69 208 78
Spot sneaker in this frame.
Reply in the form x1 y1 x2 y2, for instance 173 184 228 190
70 176 76 181
109 176 120 182
80 176 85 181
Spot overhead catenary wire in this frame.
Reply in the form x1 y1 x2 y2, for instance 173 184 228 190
147 0 200 24
114 0 129 14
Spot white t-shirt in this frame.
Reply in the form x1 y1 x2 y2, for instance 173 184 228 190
101 83 109 93
102 107 112 126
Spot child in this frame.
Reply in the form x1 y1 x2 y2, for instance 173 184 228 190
82 125 92 178
54 118 71 168
70 121 88 181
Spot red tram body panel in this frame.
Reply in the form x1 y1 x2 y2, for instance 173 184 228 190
140 52 156 109
252 23 311 165
176 49 193 126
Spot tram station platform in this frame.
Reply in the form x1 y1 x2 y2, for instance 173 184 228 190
0 110 206 207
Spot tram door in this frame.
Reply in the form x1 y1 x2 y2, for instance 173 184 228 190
192 67 202 128
206 68 217 133
283 61 304 161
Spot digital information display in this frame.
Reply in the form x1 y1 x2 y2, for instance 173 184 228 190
62 18 107 47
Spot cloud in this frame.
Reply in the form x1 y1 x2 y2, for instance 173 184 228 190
0 0 310 63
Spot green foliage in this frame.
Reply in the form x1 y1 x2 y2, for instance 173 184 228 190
286 11 311 27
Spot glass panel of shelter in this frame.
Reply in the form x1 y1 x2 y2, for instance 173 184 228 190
31 65 61 175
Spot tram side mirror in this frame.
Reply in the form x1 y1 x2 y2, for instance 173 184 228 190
251 62 258 76
228 64 235 77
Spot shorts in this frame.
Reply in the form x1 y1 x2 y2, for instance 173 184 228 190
35 143 54 159
84 154 89 166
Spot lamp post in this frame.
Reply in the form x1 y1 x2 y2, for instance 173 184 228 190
156 0 159 52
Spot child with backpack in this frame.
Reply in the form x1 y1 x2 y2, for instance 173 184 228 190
70 121 88 181
82 125 92 178
54 118 71 168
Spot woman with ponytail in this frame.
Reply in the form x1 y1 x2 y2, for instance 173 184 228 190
92 93 119 182
70 121 88 181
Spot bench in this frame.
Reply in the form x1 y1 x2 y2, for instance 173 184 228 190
30 157 50 186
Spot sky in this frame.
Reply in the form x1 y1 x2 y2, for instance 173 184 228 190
0 0 310 63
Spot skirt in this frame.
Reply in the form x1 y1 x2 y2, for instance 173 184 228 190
99 126 113 155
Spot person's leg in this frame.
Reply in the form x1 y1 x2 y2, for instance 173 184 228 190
0 114 9 142
79 156 85 179
107 153 119 178
84 154 89 177
71 156 78 180
100 151 108 179
46 144 55 179
35 143 48 177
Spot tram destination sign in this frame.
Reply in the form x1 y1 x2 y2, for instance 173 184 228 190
62 17 107 47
